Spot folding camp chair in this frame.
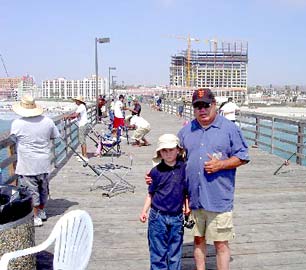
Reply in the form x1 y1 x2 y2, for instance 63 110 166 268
87 124 122 157
97 127 122 156
89 154 135 197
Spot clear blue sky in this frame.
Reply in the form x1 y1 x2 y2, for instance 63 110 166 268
1 0 306 86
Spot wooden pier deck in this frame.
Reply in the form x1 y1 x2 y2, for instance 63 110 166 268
35 104 306 270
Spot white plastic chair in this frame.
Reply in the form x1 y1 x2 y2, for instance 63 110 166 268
0 209 94 270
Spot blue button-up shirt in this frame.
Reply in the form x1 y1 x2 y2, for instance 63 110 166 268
178 115 249 213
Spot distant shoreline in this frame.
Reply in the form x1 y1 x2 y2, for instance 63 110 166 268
240 106 306 118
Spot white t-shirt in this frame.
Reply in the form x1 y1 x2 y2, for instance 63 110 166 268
114 100 124 118
130 116 150 129
110 101 115 111
76 103 88 127
220 102 240 121
10 115 60 175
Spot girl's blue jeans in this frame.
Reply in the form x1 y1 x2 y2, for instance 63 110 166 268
148 208 184 270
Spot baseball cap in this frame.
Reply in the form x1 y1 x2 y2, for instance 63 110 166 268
192 88 215 105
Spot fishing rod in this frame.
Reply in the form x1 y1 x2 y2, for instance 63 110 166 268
58 120 100 175
59 136 100 176
273 152 296 175
273 140 306 175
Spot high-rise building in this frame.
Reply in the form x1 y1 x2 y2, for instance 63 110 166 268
0 75 36 100
169 41 248 103
42 75 108 100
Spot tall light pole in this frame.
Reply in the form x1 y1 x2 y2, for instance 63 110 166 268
95 37 110 120
108 67 116 97
112 75 117 97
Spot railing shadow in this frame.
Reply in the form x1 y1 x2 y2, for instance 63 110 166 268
182 242 217 270
45 198 79 218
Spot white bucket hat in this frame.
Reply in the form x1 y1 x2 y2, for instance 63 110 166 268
12 95 44 117
72 95 86 104
152 134 184 165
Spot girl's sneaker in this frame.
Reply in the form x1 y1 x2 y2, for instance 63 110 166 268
38 209 47 221
34 216 43 227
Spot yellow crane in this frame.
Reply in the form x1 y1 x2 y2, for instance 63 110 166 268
166 34 200 87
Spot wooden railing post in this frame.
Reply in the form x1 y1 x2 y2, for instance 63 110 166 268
297 122 305 165
271 117 275 154
254 116 260 148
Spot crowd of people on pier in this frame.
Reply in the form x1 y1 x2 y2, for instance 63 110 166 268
6 88 248 270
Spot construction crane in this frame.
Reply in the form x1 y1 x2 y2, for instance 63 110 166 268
166 34 200 87
0 54 9 77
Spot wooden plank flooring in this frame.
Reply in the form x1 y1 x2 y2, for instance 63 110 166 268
35 105 306 270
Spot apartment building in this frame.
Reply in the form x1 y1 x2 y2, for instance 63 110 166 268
0 75 36 100
169 41 248 103
42 75 108 101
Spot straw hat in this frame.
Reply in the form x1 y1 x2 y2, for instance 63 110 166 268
12 95 44 117
152 134 184 165
72 95 86 104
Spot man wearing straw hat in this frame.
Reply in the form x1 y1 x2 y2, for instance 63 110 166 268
10 95 60 227
65 96 89 162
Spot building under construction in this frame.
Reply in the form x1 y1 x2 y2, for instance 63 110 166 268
169 40 248 104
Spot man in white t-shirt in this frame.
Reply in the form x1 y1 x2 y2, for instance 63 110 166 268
10 95 60 227
65 96 89 162
219 97 240 122
113 95 126 128
126 115 151 147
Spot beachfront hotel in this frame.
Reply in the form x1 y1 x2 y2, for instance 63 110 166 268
42 75 108 101
0 75 38 100
169 40 248 104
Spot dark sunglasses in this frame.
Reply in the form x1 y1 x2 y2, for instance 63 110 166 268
193 102 211 110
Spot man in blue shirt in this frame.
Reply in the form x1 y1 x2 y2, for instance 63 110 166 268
178 88 249 270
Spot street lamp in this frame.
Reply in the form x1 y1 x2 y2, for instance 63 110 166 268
111 75 117 96
95 37 110 121
108 67 116 97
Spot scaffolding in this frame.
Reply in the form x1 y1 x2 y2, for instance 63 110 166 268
169 40 248 104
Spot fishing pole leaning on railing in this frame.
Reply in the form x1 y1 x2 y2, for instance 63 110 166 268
273 140 306 175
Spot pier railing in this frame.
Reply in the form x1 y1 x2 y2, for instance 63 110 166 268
0 104 97 184
161 100 306 165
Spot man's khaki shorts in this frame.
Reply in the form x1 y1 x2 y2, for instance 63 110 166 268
191 209 235 242
79 124 89 145
18 174 49 207
132 127 150 141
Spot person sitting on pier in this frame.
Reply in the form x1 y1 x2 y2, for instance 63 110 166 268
10 95 60 227
65 96 89 162
94 128 118 157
